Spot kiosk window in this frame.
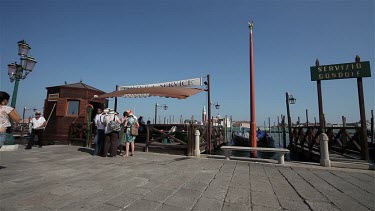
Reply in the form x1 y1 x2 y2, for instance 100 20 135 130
67 100 80 115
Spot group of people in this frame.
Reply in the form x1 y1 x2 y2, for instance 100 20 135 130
0 91 46 149
93 107 146 158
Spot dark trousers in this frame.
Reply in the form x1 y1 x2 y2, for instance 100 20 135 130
103 132 118 157
94 129 105 155
27 129 44 147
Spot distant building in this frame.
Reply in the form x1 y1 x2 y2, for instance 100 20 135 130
202 106 206 123
232 121 250 128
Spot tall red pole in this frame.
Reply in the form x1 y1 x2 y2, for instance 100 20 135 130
249 21 257 157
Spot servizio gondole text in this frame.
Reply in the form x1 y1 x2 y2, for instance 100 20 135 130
310 61 371 81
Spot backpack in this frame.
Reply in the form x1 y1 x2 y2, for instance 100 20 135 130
108 115 121 132
131 124 139 136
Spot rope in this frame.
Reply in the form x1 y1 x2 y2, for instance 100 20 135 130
44 103 57 131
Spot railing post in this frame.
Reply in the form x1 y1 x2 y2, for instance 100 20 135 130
319 133 331 167
195 130 200 157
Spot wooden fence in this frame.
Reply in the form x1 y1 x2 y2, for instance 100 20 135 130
289 125 364 158
144 123 226 155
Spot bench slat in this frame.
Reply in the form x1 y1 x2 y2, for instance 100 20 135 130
221 146 289 164
221 146 289 153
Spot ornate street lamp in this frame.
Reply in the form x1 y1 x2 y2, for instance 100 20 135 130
214 102 220 110
154 103 168 124
285 92 297 148
7 40 37 108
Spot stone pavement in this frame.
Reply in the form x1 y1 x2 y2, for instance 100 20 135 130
0 145 374 211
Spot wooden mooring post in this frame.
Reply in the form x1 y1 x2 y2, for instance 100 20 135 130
282 115 286 148
371 110 374 144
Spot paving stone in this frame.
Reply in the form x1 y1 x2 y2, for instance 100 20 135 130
305 200 341 211
252 205 281 211
319 186 371 211
191 172 216 184
89 203 122 211
251 191 281 209
173 188 202 200
183 181 208 192
164 195 198 209
143 188 176 202
222 202 252 211
202 186 227 201
104 192 140 209
191 197 223 211
49 184 81 196
124 199 161 211
164 188 202 209
155 203 189 211
214 172 232 179
330 171 375 194
250 179 274 193
58 190 121 211
278 198 309 211
225 187 250 205
230 174 250 189
128 187 152 196
22 205 53 211
210 178 231 188
17 192 60 206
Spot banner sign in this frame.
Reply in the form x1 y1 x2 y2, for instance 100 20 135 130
118 77 202 90
48 93 59 101
310 61 371 81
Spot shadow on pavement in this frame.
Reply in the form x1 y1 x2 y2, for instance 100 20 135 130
77 147 94 155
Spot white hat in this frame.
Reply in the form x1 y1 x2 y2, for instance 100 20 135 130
103 108 111 113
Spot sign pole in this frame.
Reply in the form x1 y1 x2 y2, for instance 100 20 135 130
249 21 257 157
355 56 369 160
315 59 325 132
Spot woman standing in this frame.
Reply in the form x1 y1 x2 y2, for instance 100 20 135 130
117 111 128 156
122 110 139 157
0 91 21 147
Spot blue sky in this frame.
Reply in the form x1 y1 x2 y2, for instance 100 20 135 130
1 0 374 125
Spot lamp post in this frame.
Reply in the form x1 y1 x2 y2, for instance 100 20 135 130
285 92 296 147
22 107 37 124
7 40 37 108
154 103 168 124
204 75 212 153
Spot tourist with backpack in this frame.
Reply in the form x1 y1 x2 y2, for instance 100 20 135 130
120 110 139 157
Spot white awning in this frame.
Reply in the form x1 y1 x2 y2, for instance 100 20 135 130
97 87 204 99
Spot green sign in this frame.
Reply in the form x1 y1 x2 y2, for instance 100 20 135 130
310 61 371 81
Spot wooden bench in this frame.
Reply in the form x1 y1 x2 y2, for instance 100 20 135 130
221 146 290 164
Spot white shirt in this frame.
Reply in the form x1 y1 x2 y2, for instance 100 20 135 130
0 105 14 129
104 113 119 134
94 113 105 130
31 117 46 130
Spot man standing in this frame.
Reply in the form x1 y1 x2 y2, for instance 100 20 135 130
26 111 46 149
93 107 105 156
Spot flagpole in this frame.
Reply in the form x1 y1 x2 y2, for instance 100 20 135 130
249 21 257 157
